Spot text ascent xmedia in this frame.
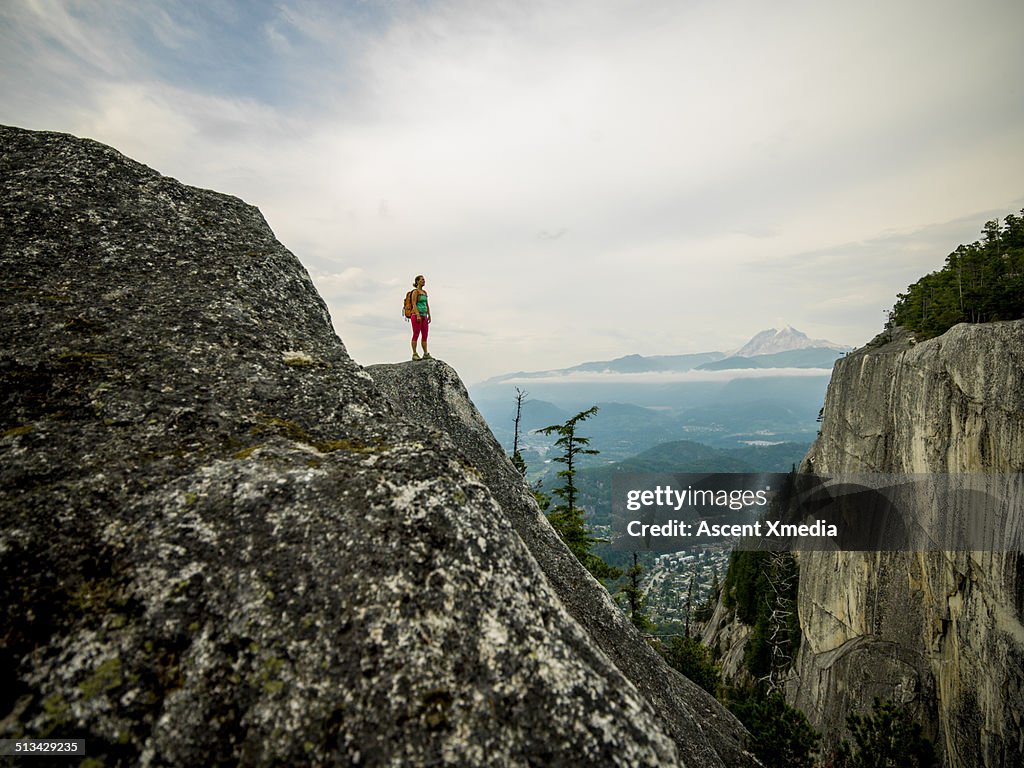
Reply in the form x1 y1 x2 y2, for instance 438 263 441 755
624 485 770 512
625 519 839 538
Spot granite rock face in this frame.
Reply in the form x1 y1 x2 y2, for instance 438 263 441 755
698 595 753 689
788 322 1024 766
0 125 687 766
367 360 760 768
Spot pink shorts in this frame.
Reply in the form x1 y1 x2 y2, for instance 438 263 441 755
411 315 429 344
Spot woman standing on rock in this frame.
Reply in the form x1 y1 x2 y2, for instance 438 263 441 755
410 274 431 360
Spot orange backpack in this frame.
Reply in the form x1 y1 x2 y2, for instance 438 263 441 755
403 290 415 319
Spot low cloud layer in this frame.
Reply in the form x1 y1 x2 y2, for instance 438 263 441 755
484 367 837 386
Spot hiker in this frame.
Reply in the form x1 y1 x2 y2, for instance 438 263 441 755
409 274 431 360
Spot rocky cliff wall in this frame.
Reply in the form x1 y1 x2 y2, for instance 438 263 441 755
0 125 691 766
788 323 1024 767
367 360 759 768
698 592 753 688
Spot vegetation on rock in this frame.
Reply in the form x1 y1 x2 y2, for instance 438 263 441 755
724 686 820 768
618 553 655 632
891 211 1024 339
834 698 939 768
660 635 719 696
537 407 622 582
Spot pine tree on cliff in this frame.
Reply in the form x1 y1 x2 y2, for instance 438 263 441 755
618 552 654 631
537 407 621 582
835 698 937 768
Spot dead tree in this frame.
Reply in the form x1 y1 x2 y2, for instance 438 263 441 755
513 387 527 456
758 551 799 694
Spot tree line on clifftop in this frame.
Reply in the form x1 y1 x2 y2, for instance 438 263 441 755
891 210 1024 339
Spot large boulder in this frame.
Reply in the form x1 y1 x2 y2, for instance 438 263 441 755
0 125 687 766
367 360 759 768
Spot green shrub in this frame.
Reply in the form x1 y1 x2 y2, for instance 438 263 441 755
835 698 938 768
660 636 719 696
724 685 820 768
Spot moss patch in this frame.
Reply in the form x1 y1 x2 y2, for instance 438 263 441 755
68 578 129 615
250 415 385 454
314 438 381 454
251 415 312 444
256 656 287 695
36 692 71 737
79 657 123 700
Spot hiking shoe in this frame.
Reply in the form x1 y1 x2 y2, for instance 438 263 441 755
422 353 432 359
412 352 421 361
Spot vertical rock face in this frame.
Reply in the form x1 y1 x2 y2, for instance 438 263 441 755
788 323 1024 766
367 360 760 768
0 125 690 766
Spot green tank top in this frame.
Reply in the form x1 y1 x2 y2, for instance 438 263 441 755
416 293 428 314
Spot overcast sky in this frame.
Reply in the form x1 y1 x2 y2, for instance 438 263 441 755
3 0 1022 383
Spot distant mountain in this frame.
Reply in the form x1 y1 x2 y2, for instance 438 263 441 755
474 328 847 387
695 346 844 371
515 399 571 432
602 440 758 474
732 326 847 357
568 352 726 374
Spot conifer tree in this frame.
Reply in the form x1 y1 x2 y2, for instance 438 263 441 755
723 686 820 768
662 636 720 697
618 552 654 631
835 698 938 768
537 407 621 582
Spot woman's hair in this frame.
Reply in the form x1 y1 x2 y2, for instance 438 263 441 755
413 275 424 287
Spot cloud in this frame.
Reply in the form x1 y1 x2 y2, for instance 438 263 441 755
2 0 1023 383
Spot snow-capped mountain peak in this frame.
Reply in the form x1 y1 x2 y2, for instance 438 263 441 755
732 326 846 357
